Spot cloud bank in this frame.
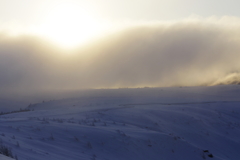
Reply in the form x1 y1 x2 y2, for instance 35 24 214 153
1 17 240 97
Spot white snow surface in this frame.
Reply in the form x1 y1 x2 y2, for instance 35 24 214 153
0 85 240 160
0 154 14 160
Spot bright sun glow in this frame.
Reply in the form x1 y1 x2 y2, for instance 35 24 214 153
39 4 104 48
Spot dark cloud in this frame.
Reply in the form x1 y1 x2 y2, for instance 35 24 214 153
1 19 240 97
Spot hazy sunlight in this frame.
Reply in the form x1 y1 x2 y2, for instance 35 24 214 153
38 4 103 48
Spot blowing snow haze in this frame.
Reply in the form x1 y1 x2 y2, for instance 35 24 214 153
1 17 240 98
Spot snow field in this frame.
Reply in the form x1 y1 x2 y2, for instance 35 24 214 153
0 85 240 160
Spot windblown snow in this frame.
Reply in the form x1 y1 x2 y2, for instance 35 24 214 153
0 85 240 160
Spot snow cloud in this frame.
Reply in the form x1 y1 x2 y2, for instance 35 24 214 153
1 17 240 97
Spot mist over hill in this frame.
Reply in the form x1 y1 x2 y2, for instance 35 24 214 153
0 17 240 98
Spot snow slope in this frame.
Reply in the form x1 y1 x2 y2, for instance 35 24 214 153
0 85 240 160
0 154 15 160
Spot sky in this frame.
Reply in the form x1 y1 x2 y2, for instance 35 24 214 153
1 0 240 23
0 0 240 99
1 0 240 46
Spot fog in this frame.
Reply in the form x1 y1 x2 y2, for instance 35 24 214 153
1 17 240 98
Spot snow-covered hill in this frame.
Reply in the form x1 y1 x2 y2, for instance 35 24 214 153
0 154 15 160
0 85 240 160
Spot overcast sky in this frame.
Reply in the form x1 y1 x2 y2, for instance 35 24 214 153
1 0 240 32
1 0 240 22
0 0 240 99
